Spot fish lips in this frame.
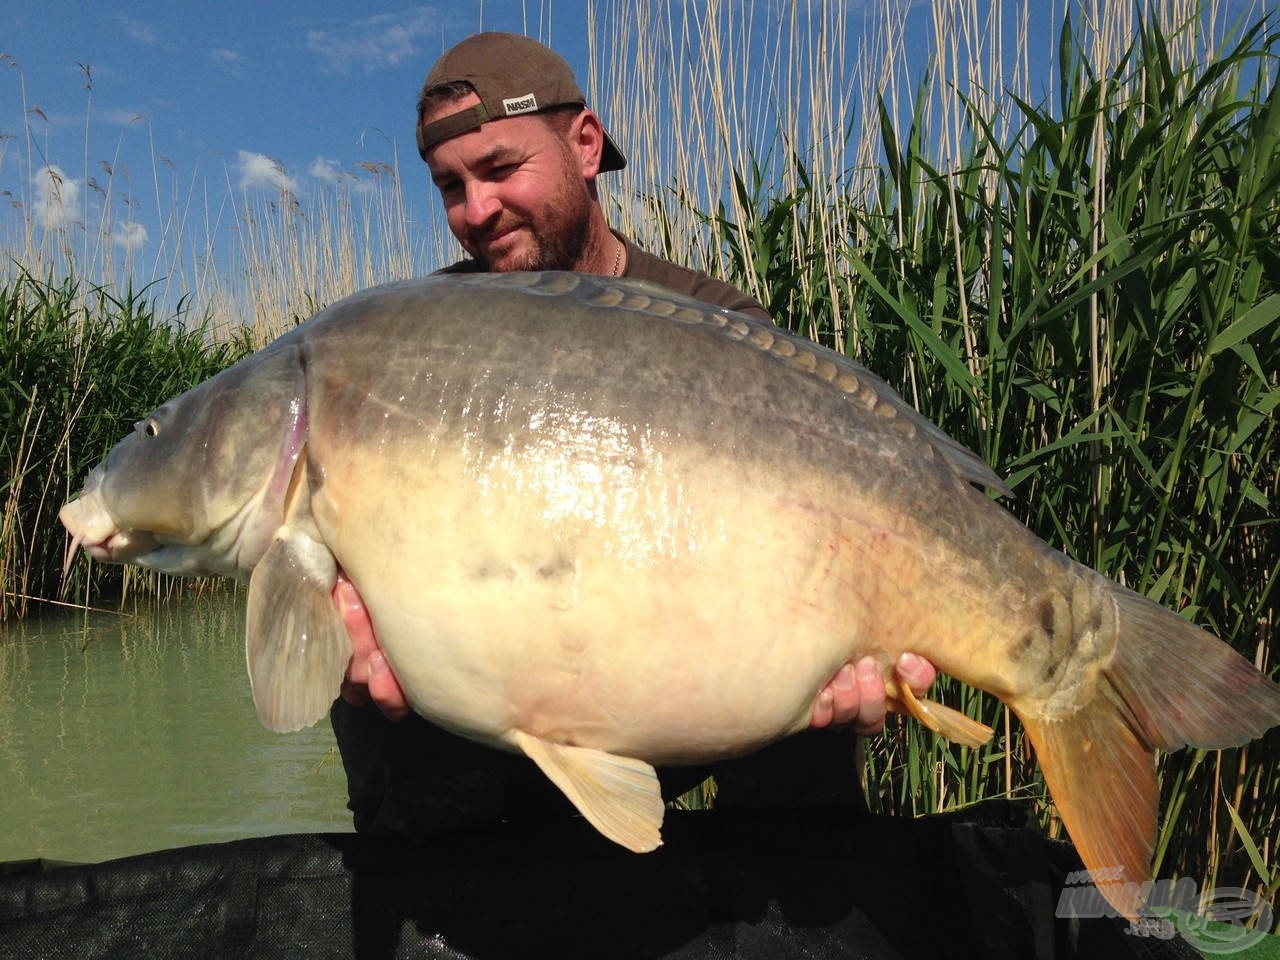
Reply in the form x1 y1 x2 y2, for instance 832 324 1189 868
61 511 163 569
59 482 163 571
82 528 164 566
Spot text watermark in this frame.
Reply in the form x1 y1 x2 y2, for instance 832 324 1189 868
1055 869 1274 955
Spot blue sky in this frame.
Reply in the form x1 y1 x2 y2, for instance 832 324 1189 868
2 1 1269 291
0 2 599 275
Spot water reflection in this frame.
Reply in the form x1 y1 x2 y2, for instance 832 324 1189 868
0 593 351 863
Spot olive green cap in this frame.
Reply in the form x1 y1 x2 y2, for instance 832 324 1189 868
416 32 626 172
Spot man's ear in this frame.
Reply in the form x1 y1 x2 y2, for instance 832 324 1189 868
570 109 606 180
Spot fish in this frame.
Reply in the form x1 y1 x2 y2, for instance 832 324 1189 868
60 271 1280 917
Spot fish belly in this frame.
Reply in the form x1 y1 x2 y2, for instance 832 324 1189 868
315 457 868 764
311 425 1044 769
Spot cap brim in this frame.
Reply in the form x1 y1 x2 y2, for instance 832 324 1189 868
417 102 627 173
600 131 627 172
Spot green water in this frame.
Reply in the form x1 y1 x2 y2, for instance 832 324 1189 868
0 592 352 864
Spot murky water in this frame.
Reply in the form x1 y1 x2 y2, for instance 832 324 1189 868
0 592 352 864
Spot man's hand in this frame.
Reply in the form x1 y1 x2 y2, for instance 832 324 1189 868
810 653 936 735
336 574 410 721
336 572 938 734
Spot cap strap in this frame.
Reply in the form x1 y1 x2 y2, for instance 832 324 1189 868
417 103 493 160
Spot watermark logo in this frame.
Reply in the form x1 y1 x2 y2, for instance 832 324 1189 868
1056 868 1274 954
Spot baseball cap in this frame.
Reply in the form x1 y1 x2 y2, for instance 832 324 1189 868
416 32 627 172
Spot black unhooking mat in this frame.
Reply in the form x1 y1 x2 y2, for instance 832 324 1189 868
0 804 1199 960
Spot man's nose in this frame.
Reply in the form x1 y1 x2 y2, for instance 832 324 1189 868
464 182 501 227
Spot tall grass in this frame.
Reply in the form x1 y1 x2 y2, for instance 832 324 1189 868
0 273 250 620
1 0 1276 911
221 156 437 344
850 7 1279 900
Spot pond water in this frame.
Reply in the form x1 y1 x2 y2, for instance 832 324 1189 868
0 592 352 864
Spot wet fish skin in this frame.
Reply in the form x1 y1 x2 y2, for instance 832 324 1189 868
59 272 1280 918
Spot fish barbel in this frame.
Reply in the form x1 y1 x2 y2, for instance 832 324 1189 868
60 271 1280 917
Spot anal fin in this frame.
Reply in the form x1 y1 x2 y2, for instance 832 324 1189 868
512 731 664 853
885 676 994 749
246 528 350 733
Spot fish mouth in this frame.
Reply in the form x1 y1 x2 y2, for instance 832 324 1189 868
58 486 160 575
72 529 161 565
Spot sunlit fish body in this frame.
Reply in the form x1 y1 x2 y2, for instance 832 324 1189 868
60 272 1280 916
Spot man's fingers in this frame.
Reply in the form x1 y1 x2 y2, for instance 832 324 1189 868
334 574 410 720
809 653 939 734
849 657 887 735
336 576 372 706
826 663 858 726
365 650 411 721
335 576 376 661
895 652 936 696
811 685 836 729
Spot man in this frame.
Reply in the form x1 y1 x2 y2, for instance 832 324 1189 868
332 32 937 835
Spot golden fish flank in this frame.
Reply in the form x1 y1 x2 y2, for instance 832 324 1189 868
60 271 1280 919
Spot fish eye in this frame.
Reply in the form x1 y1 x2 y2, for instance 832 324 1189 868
135 417 161 438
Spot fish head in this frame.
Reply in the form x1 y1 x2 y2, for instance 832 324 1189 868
59 343 309 579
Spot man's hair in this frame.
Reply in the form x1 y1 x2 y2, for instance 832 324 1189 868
416 80 475 130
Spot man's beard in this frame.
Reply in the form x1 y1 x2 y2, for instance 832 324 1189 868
509 216 590 272
475 181 593 273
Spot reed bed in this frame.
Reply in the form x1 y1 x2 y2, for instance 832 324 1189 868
1 0 1276 914
0 273 250 619
592 0 1278 906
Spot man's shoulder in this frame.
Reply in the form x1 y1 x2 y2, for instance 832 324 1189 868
433 247 772 323
435 259 485 275
622 241 771 322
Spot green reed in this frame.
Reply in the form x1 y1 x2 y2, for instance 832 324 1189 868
669 3 1278 900
0 272 250 620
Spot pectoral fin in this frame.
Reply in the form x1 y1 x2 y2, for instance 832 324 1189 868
246 528 350 733
886 676 994 749
512 730 664 853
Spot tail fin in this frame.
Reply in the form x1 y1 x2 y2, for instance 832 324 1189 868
1017 584 1280 919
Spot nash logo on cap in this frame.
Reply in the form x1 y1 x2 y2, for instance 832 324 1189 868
503 93 539 116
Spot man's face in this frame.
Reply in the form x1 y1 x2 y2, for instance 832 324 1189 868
422 93 595 272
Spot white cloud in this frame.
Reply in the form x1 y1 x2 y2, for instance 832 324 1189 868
308 156 378 193
112 220 148 252
306 7 438 73
308 156 348 186
116 15 159 46
234 150 299 194
32 165 80 230
211 48 244 75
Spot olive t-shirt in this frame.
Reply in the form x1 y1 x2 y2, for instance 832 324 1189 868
617 236 771 321
437 232 771 322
